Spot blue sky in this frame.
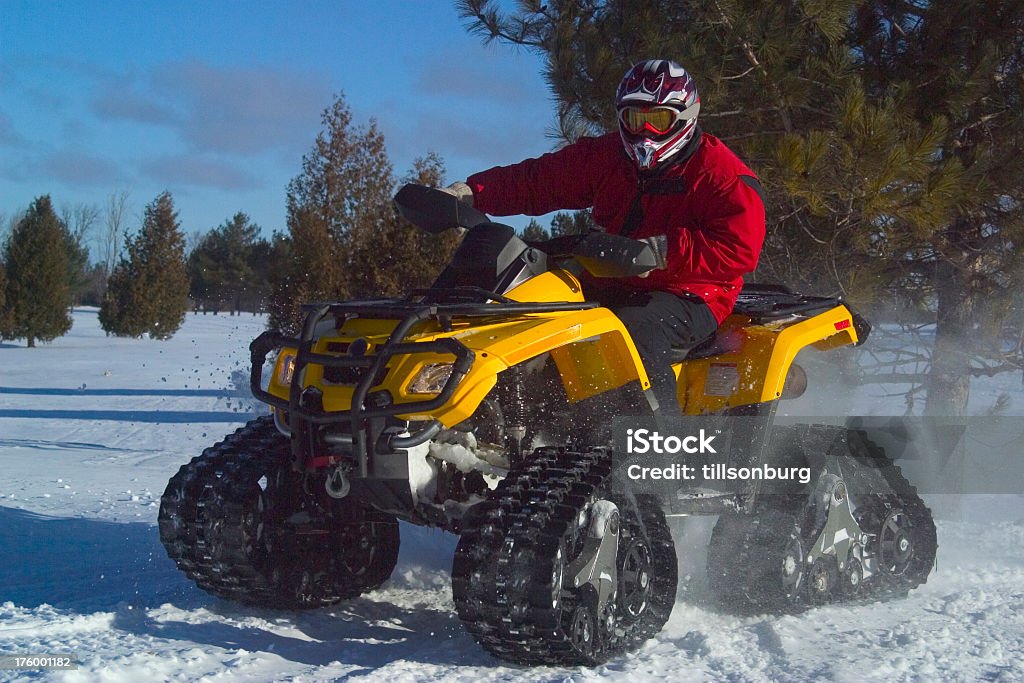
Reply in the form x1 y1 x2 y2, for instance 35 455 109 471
0 1 557 246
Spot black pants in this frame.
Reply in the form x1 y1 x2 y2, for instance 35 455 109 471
585 284 718 415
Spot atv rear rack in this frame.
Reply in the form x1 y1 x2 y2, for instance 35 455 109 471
735 283 871 343
250 297 597 472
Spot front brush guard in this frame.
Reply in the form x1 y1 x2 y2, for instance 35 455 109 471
250 296 596 477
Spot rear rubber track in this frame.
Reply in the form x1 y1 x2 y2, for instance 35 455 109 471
708 424 937 612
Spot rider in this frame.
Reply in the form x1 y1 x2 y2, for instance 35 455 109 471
445 59 766 414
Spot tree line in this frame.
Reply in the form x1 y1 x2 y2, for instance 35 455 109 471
0 93 463 345
7 1 1021 416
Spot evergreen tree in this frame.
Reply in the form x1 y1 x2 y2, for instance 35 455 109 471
60 202 98 305
457 1 945 304
0 263 7 334
269 94 460 332
269 94 391 331
550 210 593 236
0 196 72 347
349 152 462 296
287 94 394 292
268 206 343 333
522 219 550 241
61 226 91 306
188 212 267 313
851 1 1024 415
100 191 190 339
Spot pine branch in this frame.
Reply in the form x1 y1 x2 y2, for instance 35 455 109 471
711 0 793 133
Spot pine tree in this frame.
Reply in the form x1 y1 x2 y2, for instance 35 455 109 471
0 196 73 347
0 263 8 337
188 212 266 313
100 192 190 339
349 152 462 296
268 206 344 333
59 202 98 305
522 219 550 241
269 95 390 331
457 1 944 304
851 1 1024 415
287 94 394 293
550 210 594 236
269 94 460 332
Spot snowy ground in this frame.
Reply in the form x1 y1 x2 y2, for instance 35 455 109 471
1 309 1022 682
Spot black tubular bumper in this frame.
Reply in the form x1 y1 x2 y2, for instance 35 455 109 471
249 296 597 473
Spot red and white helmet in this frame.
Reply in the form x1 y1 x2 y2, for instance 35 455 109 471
615 60 701 171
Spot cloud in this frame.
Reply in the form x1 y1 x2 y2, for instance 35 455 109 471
139 154 259 191
93 87 180 127
414 48 538 103
40 150 124 186
0 110 26 146
90 60 332 157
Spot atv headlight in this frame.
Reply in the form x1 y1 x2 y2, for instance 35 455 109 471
408 362 454 394
276 352 296 386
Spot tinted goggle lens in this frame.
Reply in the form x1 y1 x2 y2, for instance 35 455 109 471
620 107 677 135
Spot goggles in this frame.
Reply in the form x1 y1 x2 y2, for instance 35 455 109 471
618 102 700 136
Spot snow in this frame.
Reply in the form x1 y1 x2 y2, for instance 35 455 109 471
1 309 1022 681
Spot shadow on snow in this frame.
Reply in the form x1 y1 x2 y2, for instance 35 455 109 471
0 507 494 668
0 386 241 398
0 409 251 423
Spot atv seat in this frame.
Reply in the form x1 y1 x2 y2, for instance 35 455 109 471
668 331 738 364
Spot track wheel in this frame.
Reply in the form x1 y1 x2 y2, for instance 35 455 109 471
841 557 863 596
877 509 915 576
259 469 400 607
565 589 602 662
618 536 653 620
159 420 400 610
807 557 838 604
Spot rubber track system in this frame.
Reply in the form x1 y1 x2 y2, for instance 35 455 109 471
708 424 937 613
159 416 400 609
452 447 677 666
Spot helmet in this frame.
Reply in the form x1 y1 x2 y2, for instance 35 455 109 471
615 60 701 171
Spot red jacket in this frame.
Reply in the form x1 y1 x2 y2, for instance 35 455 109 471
467 132 766 323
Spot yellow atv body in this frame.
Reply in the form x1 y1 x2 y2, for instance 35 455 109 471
257 272 863 426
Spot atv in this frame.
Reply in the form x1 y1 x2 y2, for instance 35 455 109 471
159 185 937 666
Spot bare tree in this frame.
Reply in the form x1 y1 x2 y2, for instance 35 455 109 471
101 190 131 276
185 229 205 258
60 202 101 244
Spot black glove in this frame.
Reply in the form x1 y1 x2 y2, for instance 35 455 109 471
637 234 668 277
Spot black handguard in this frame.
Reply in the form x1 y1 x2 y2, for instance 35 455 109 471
394 183 490 234
530 229 658 278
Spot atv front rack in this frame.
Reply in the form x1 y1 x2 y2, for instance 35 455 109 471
250 297 597 473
